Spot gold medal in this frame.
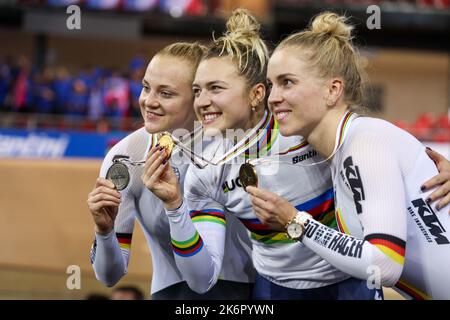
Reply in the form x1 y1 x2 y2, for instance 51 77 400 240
239 162 258 191
158 134 175 159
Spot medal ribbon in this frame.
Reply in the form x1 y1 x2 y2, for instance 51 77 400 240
115 126 203 167
249 111 358 168
158 110 277 168
212 110 276 165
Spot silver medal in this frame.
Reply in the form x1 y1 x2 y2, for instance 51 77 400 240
106 162 130 191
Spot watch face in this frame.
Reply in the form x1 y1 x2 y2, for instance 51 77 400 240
287 223 303 239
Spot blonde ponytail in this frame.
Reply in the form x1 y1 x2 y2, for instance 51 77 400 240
311 12 353 43
205 9 268 87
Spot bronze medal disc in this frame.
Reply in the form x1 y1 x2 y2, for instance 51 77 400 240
239 163 258 191
106 162 130 191
158 135 175 159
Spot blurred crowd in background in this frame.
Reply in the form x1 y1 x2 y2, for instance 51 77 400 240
20 0 206 15
0 54 145 120
1 51 448 142
1 0 449 138
16 0 450 13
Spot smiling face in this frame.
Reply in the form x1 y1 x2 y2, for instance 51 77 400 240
139 55 196 134
267 47 328 138
192 57 255 135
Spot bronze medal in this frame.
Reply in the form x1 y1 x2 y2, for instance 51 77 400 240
106 162 130 191
239 162 258 191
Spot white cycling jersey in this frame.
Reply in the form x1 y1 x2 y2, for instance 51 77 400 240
164 111 350 293
90 127 255 296
300 113 450 299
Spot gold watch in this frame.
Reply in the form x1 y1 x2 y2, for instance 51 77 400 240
286 211 312 241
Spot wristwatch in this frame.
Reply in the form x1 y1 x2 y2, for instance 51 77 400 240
286 211 312 241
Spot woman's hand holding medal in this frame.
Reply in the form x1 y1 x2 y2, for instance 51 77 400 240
142 141 183 211
246 186 298 231
87 177 122 235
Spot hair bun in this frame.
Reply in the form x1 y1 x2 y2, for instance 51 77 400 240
311 12 353 42
225 8 261 39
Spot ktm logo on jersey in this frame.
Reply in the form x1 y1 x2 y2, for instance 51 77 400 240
343 156 365 214
222 177 242 193
412 198 450 245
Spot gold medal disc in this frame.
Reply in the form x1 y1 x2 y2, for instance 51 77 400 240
158 135 175 159
239 163 258 191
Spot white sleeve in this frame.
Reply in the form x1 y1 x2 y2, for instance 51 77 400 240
164 166 226 294
301 132 407 287
90 149 136 287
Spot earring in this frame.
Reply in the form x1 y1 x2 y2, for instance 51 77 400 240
251 101 258 112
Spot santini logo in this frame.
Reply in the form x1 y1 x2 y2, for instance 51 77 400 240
0 133 69 158
292 149 317 164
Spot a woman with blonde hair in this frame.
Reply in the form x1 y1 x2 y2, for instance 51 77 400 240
87 42 254 299
247 12 450 299
144 9 387 299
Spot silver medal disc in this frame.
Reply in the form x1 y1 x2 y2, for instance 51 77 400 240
106 162 130 191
